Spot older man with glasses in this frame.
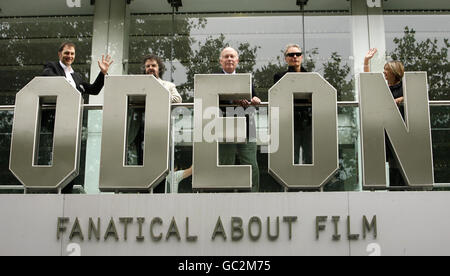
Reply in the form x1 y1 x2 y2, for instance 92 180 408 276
218 47 261 192
273 44 312 165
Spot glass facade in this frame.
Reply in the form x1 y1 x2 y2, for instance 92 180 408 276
0 16 94 105
384 13 450 101
0 111 16 186
0 1 448 193
0 14 93 192
431 106 450 184
0 108 90 192
129 12 354 102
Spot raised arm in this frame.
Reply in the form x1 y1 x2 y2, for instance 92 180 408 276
98 55 113 75
79 55 114 95
364 48 378 72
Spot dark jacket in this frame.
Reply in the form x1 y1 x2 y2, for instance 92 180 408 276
273 66 308 84
274 66 309 106
390 81 404 118
41 61 105 193
389 81 403 99
42 61 105 96
219 70 257 142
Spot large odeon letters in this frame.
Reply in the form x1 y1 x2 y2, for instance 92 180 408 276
99 76 171 191
359 72 434 188
269 73 338 189
193 74 252 190
9 73 435 191
10 77 83 191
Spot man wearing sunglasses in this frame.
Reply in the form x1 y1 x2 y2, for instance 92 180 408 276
274 44 307 82
273 44 312 165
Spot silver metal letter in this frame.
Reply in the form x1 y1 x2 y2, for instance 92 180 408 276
99 75 170 191
10 77 83 190
193 74 252 190
359 72 434 188
268 73 339 189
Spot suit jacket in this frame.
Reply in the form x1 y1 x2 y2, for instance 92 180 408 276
41 61 105 193
219 70 256 102
42 61 105 96
274 66 311 124
273 66 308 84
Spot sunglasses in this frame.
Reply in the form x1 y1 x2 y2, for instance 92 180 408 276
286 52 303 57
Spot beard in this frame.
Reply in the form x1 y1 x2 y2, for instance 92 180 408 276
146 70 158 78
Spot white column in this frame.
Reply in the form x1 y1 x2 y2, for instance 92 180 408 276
367 1 386 73
351 0 386 77
89 0 130 104
84 0 130 194
351 0 387 191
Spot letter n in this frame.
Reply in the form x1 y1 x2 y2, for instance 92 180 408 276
359 72 433 189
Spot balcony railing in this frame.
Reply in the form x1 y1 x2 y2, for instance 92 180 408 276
1 100 449 193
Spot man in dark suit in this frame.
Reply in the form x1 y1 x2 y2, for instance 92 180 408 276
41 42 113 194
273 44 308 83
42 42 113 102
273 44 311 165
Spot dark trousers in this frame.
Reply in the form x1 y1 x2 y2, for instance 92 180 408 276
219 142 260 192
294 106 312 164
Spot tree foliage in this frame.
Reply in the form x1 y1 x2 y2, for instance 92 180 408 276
323 52 354 101
179 34 259 101
389 26 449 100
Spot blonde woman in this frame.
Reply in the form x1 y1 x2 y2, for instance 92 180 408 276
364 48 405 105
364 48 406 187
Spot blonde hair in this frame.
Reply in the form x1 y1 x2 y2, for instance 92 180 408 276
385 61 404 83
284 44 302 56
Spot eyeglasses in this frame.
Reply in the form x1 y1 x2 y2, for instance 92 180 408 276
286 52 303 57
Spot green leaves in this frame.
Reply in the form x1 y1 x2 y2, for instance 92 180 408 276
390 26 449 100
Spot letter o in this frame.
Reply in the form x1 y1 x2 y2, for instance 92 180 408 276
248 216 262 241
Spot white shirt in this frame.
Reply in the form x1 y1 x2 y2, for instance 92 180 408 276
156 78 182 103
165 170 185 193
59 61 76 89
223 70 236 75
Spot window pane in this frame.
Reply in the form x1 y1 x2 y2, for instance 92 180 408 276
0 111 19 186
0 110 89 193
384 14 450 101
129 12 354 102
431 106 450 184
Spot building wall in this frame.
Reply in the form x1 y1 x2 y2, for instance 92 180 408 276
2 192 450 256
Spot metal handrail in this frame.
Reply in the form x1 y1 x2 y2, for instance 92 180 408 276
1 184 450 191
1 100 450 191
2 100 450 111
